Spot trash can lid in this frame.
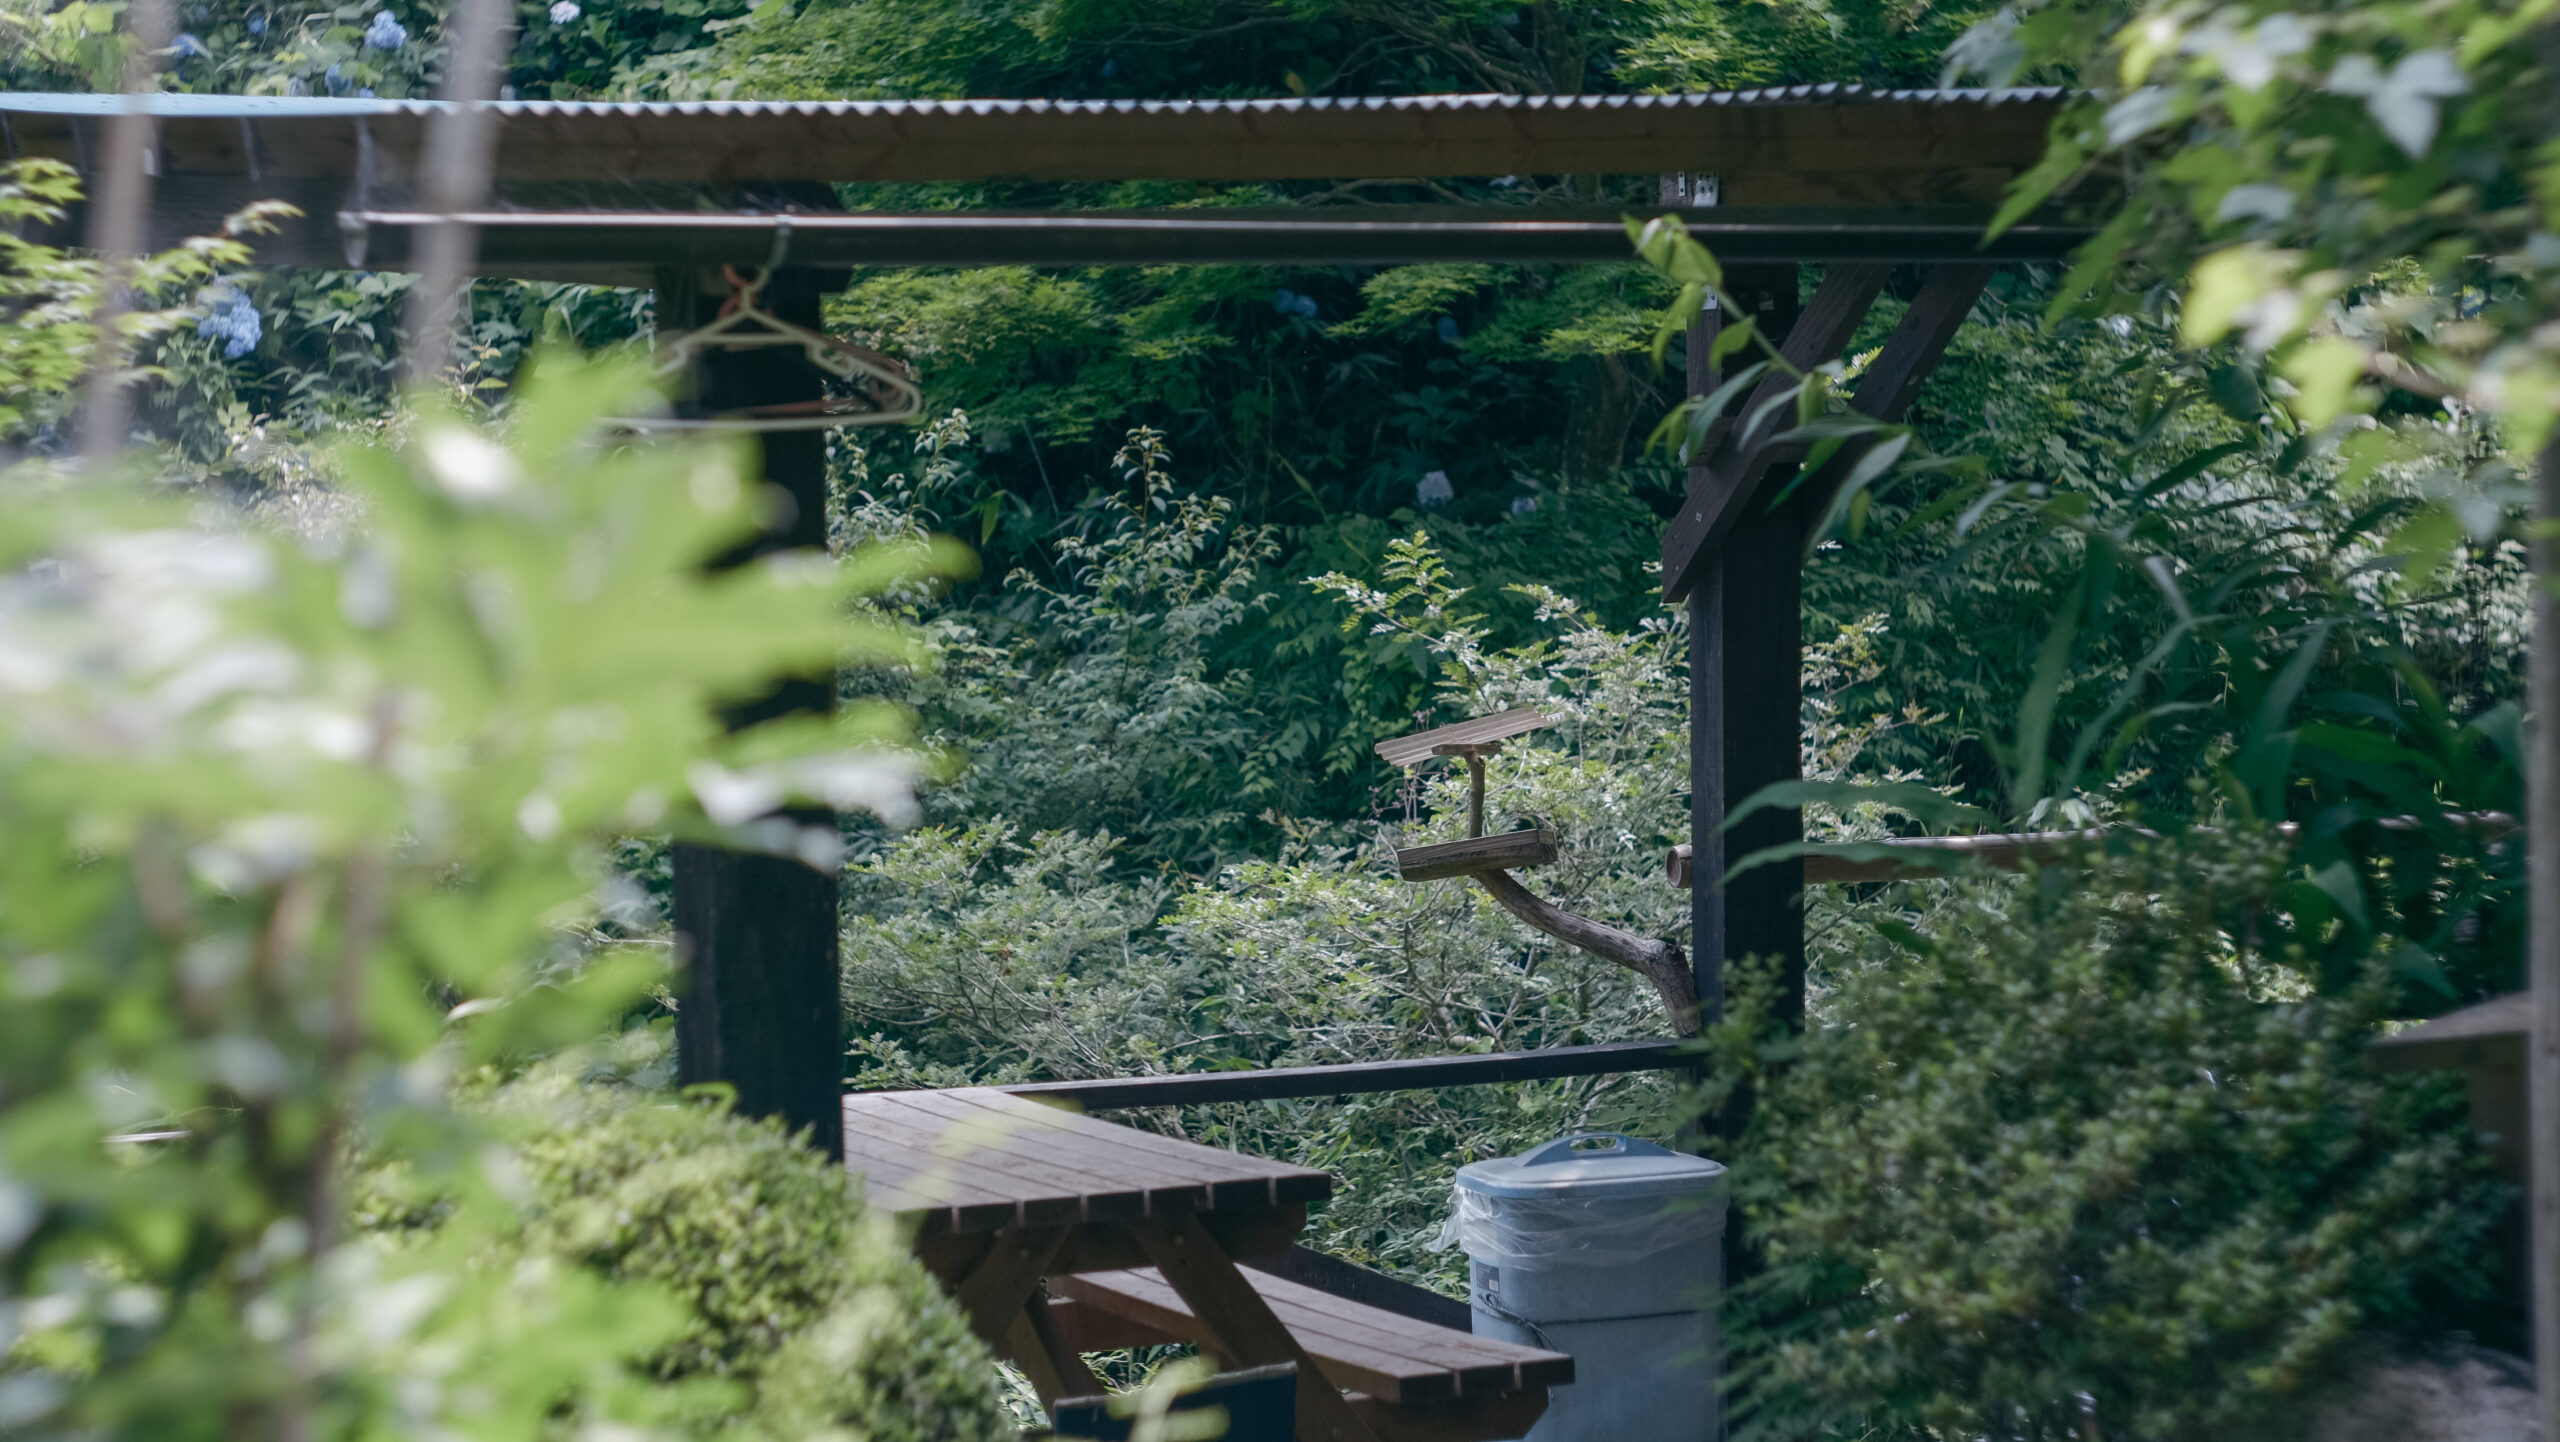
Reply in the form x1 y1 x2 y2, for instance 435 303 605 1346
1453 1132 1726 1201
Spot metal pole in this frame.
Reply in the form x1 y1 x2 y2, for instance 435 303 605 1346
77 0 171 468
399 0 514 382
2530 437 2560 1442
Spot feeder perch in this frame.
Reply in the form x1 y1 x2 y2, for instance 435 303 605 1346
1375 707 1697 1033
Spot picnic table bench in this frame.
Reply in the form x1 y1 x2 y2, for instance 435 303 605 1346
842 1087 1571 1442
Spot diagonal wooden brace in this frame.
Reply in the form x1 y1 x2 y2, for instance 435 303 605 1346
1135 1213 1379 1442
1795 262 1995 526
1661 262 1891 602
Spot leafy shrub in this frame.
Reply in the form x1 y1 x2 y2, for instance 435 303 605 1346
374 1036 1012 1442
1714 830 2506 1441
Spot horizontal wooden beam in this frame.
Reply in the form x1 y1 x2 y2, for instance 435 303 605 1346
989 1038 1689 1110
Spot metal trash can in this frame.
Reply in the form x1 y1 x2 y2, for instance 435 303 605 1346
1450 1133 1727 1442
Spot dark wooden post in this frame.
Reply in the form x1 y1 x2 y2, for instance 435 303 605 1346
659 262 845 1161
1684 267 1808 1035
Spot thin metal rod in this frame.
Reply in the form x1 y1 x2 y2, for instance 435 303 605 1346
76 0 171 469
398 0 514 383
2531 437 2560 1442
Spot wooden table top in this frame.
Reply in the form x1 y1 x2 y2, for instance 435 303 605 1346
841 1087 1333 1236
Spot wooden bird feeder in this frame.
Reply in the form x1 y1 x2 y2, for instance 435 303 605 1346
1376 707 1697 1032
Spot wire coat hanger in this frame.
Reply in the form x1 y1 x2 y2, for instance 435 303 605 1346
626 246 923 432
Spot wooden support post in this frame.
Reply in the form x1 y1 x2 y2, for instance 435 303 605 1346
660 261 847 1161
1685 265 1808 1037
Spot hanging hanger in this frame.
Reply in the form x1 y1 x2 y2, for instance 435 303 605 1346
623 241 924 432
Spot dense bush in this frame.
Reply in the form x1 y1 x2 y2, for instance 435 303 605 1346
368 1035 1012 1442
1713 831 2508 1441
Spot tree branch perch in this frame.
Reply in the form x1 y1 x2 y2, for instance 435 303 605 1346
1469 868 1697 1036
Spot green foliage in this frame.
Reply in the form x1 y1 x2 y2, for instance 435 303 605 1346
1714 832 2506 1441
399 1036 1010 1441
0 351 962 1438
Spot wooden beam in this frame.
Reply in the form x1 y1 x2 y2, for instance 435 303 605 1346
668 261 846 1161
1661 262 1891 603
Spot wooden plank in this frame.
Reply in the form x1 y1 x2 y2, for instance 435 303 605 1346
903 1089 1333 1211
839 1094 1151 1230
850 1090 1217 1216
1375 708 1555 769
1662 262 1892 603
1241 1247 1473 1333
996 1038 1689 1110
1394 829 1558 882
1133 1215 1382 1442
1060 1263 1571 1405
952 1225 1069 1348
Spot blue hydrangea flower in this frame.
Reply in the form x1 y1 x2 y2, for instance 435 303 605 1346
1272 288 1299 314
1510 494 1538 516
357 86 376 97
1415 470 1453 508
170 32 210 58
363 10 405 49
1101 57 1118 79
1435 315 1460 344
246 13 266 33
548 0 579 21
323 61 345 91
197 284 262 359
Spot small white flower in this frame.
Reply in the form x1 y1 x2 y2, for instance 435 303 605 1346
418 425 521 504
548 0 579 21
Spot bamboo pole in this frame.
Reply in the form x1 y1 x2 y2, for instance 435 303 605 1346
399 0 515 382
76 0 172 468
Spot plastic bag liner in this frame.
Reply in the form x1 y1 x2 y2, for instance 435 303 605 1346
1447 1183 1725 1269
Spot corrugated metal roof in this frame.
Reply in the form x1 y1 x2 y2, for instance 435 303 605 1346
0 83 2066 120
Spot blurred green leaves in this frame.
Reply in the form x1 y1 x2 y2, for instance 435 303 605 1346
0 348 961 1437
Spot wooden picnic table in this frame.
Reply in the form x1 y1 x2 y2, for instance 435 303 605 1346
842 1087 1570 1442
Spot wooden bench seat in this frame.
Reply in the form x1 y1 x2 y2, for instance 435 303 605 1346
1047 1264 1572 1442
